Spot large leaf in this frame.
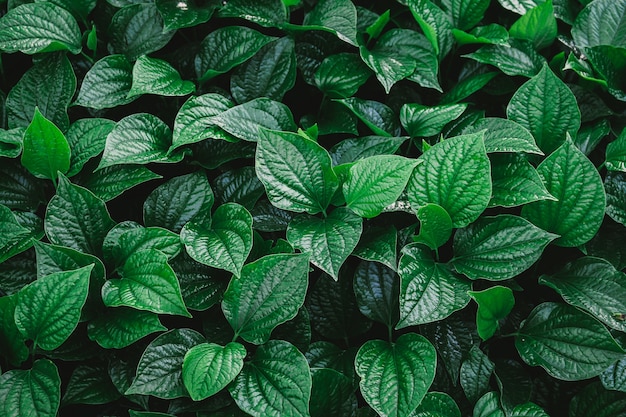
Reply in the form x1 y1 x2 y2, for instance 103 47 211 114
571 0 626 49
15 265 92 350
0 2 81 54
314 52 371 98
539 257 626 332
222 253 309 344
66 118 116 177
256 129 339 214
128 55 195 98
229 340 312 417
287 207 362 279
469 286 515 341
466 117 543 154
354 261 400 329
0 359 61 417
111 226 182 265
515 302 625 381
406 131 491 228
521 138 605 247
488 154 555 207
75 165 162 202
452 214 557 280
409 392 462 417
73 55 135 110
355 333 437 417
301 0 358 46
87 307 166 349
509 0 557 50
397 243 471 328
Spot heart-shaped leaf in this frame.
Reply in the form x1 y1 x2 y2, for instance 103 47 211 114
73 55 135 110
128 55 195 98
0 359 60 417
87 307 166 349
314 52 371 98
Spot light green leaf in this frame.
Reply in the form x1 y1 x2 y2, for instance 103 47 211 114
15 265 92 350
0 2 81 54
353 226 398 270
571 0 626 49
87 307 166 349
401 103 467 137
521 137 605 247
61 364 120 406
469 286 515 341
515 302 625 381
0 294 29 366
337 97 401 137
344 155 419 218
128 55 195 98
407 131 491 228
0 359 60 417
218 0 287 27
473 392 505 417
181 203 253 276
466 118 543 154
354 261 399 328
301 0 358 46
287 207 362 279
414 203 453 250
208 98 296 142
539 256 626 332
73 55 135 110
397 243 471 328
510 0 557 49
606 128 626 172
125 328 205 399
452 24 509 46
155 0 214 31
407 0 455 60
463 39 545 78
460 345 495 404
355 333 437 417
21 108 70 181
75 165 162 202
330 136 408 166
570 381 626 417
183 342 246 400
452 214 557 280
488 154 556 207
101 249 191 317
222 253 309 344
605 171 626 226
314 52 371 99
229 340 312 417
66 118 116 177
409 392 461 417
310 368 357 417
256 129 339 214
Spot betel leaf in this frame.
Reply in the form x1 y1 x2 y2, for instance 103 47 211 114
414 203 453 250
314 52 371 98
337 97 401 137
344 155 419 218
310 368 357 417
287 207 362 279
539 257 626 332
355 333 437 417
397 243 471 328
222 253 309 344
473 392 505 417
521 137 605 247
353 261 400 328
155 0 214 31
460 345 495 404
45 174 116 256
400 103 467 138
306 341 358 383
0 128 22 158
213 166 264 210
128 55 195 98
0 295 28 366
605 171 626 226
229 340 312 417
586 45 626 102
441 71 498 105
181 203 253 276
406 131 491 228
453 24 509 46
125 328 205 399
182 342 246 401
509 0 557 50
571 0 626 49
87 307 166 349
101 249 191 317
73 55 134 110
0 2 81 54
218 0 287 28
407 0 454 61
301 0 358 46
0 359 60 417
606 128 626 172
170 253 226 311
66 118 116 177
469 286 515 341
466 117 543 154
507 64 581 154
410 392 461 417
330 136 408 166
256 129 338 214
15 265 92 350
600 358 626 393
20 108 70 181
452 215 557 281
0 204 37 263
113 226 182 264
463 39 545 78
75 165 162 202
515 302 625 381
61 363 120 406
569 381 626 417
353 226 398 270
508 402 550 417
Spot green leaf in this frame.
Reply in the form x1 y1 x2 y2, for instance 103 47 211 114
306 341 358 383
231 37 296 103
0 204 38 263
401 103 467 138
256 129 338 214
170 253 227 311
143 171 214 233
0 2 81 54
314 52 371 98
15 265 92 350
353 226 398 270
605 171 626 226
181 203 253 276
509 0 557 50
409 392 461 417
515 302 625 381
229 340 312 417
467 117 543 154
463 39 545 78
20 108 70 181
507 64 581 154
310 368 357 417
75 165 161 202
87 307 166 349
569 381 626 417
344 155 419 218
108 3 174 61
440 0 490 30
195 26 276 82
488 154 555 208
397 243 471 328
128 55 195 98
155 0 214 31
301 0 358 46
354 261 399 328
218 0 287 28
452 25 509 46
521 137 605 247
0 359 60 417
452 214 557 280
101 249 191 317
337 97 401 137
125 328 205 399
66 118 116 177
0 249 37 295
97 113 174 170
0 294 29 366
606 128 626 172
571 0 626 49
45 174 115 256
62 363 120 406
600 358 626 392
208 98 297 142
539 256 626 332
407 0 455 61
586 45 626 101
287 207 362 279
214 166 264 210
407 131 491 228
460 345 495 404
222 253 309 344
469 286 515 341
355 333 437 417
182 342 246 400
473 392 505 417
7 52 76 131
509 402 550 417
414 203 453 250
0 163 41 211
0 128 22 158
330 136 408 166
73 55 135 109
112 226 182 265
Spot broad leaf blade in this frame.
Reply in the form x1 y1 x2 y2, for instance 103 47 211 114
301 0 358 46
460 345 495 404
400 103 467 137
354 261 400 328
87 307 166 349
571 0 626 49
463 40 545 78
469 286 515 341
314 52 371 98
488 154 555 207
73 55 135 110
466 117 543 154
66 118 116 177
21 108 70 181
128 55 195 98
0 359 61 417
337 97 401 137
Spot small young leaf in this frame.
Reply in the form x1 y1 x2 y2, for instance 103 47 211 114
469 286 515 341
414 203 453 250
87 307 166 349
128 55 195 98
21 108 70 181
73 55 135 110
400 103 467 137
489 154 555 208
0 359 61 417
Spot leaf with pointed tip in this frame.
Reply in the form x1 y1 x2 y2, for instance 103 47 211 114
314 52 371 98
466 118 543 154
463 40 545 78
605 171 626 226
508 402 550 417
337 98 401 137
460 345 495 404
521 138 605 247
0 294 29 366
440 0 490 30
155 0 214 31
441 71 498 105
0 162 45 211
414 203 453 250
509 0 557 50
353 226 397 271
170 253 226 311
469 286 515 341
473 392 505 417
571 0 626 49
218 0 287 27
310 368 357 417
73 55 135 110
515 302 625 381
453 24 509 46
0 359 60 417
401 103 467 137
61 363 120 406
21 108 70 181
606 129 626 172
128 55 195 98
66 118 116 177
87 307 166 349
330 136 408 166
354 261 399 328
489 154 555 208
409 392 461 417
355 333 437 417
114 226 182 265
407 0 454 60
75 165 162 202
0 204 38 263
600 358 626 392
301 0 358 46
214 166 265 210
181 203 253 276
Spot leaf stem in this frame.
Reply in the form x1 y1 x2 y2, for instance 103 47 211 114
80 50 94 65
